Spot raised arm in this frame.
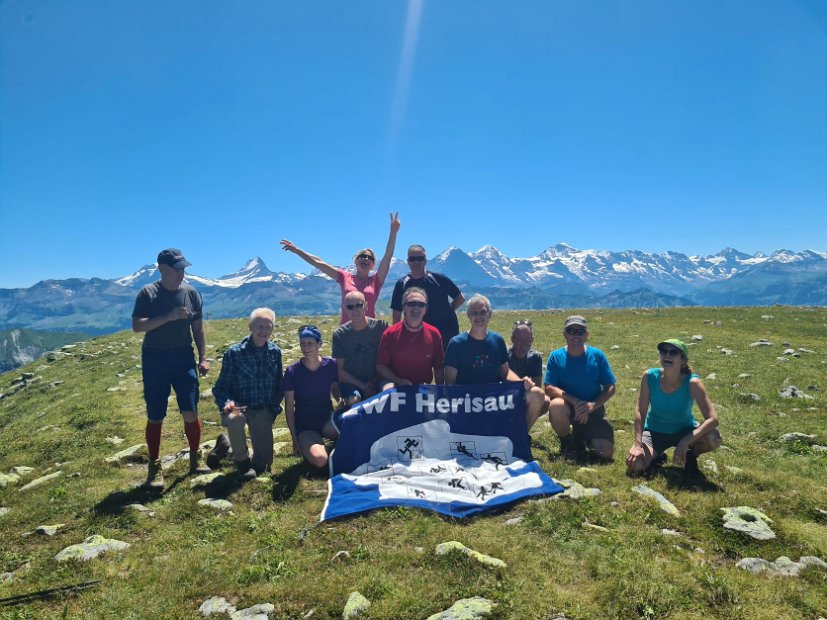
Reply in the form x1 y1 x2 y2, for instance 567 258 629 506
280 240 339 280
375 212 400 284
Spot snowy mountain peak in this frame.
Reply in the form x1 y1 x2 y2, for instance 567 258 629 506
113 264 158 287
434 246 464 261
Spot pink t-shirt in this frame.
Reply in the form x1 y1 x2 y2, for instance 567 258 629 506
336 269 384 324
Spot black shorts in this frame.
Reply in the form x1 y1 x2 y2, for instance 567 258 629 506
642 427 696 455
141 347 199 421
567 404 614 443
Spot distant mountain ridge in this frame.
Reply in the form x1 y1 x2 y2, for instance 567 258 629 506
1 244 825 334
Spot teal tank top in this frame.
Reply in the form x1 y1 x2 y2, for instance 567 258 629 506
643 368 699 434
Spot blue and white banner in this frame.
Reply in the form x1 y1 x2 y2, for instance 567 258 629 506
321 383 563 521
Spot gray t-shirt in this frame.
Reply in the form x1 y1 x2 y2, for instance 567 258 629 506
132 281 203 349
507 347 543 380
331 318 388 382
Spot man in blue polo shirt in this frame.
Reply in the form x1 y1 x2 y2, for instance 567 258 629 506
544 315 617 462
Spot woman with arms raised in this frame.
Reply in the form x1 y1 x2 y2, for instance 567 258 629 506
280 212 400 324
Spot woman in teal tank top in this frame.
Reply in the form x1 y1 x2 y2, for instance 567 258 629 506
625 339 722 475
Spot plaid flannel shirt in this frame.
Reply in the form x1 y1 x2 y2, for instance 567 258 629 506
212 336 284 414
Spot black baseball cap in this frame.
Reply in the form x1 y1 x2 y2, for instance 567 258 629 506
157 248 191 269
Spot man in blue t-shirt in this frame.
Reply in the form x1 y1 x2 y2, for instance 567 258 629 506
445 295 547 431
544 315 617 462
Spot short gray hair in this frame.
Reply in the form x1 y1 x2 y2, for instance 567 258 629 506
249 307 276 323
402 287 428 305
466 294 491 314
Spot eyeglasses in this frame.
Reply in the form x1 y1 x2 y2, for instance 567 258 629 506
345 302 365 310
404 301 427 308
658 347 682 357
513 319 532 328
356 253 375 262
565 328 586 336
407 256 426 262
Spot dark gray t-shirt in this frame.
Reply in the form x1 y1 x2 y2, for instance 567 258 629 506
331 318 388 382
507 347 543 380
132 281 203 349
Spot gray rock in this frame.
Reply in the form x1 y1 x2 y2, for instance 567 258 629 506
104 436 125 445
633 484 680 517
231 604 275 620
705 373 717 380
435 541 506 568
760 315 774 320
272 427 291 439
724 465 745 475
426 597 496 620
127 504 154 517
0 473 20 488
799 348 816 353
105 444 148 465
750 340 772 347
199 596 237 616
331 550 351 562
0 507 10 518
721 506 775 540
720 348 735 355
779 386 814 399
782 348 797 356
19 471 62 491
738 392 761 403
554 479 601 499
36 524 65 536
778 432 816 443
106 386 127 392
54 534 131 561
737 373 752 379
812 445 827 453
11 466 34 476
691 334 703 341
702 459 719 474
342 591 371 619
198 498 233 511
776 357 790 362
736 555 827 577
505 517 523 526
661 528 682 537
190 472 226 488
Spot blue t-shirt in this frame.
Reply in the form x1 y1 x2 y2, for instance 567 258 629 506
445 331 508 385
283 357 338 431
544 346 616 402
644 368 700 434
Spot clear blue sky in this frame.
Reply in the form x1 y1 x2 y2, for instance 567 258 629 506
1 0 825 288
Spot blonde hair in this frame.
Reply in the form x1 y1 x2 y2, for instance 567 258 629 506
353 248 375 262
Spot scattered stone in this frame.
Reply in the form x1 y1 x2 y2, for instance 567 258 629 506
332 550 350 562
435 541 506 569
812 445 827 453
583 522 609 532
738 373 751 379
19 471 62 491
11 466 35 476
273 441 291 455
200 390 213 399
0 507 10 518
54 534 131 562
0 473 21 488
190 472 227 488
342 591 371 619
552 479 601 499
705 373 717 381
632 484 680 517
724 465 745 475
104 436 125 445
272 427 291 439
127 504 154 517
36 524 66 536
661 528 682 537
736 556 827 577
702 459 719 474
778 433 816 444
776 357 789 362
799 348 816 354
231 603 275 620
425 597 496 620
198 498 233 511
750 340 772 347
105 444 148 465
36 425 61 433
779 386 814 399
738 393 761 403
782 348 798 356
721 506 775 540
199 596 237 616
577 467 598 474
691 335 703 341
106 386 127 392
720 348 735 355
505 517 523 526
611 345 620 350
610 501 620 507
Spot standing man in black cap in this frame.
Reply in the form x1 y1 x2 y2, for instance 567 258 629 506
132 248 210 489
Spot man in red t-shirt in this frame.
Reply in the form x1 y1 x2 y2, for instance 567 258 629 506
376 287 444 387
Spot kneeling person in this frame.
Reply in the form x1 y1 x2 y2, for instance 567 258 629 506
444 295 546 431
284 325 341 469
212 308 283 480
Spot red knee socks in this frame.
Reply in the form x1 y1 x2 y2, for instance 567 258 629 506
184 418 201 453
145 422 162 461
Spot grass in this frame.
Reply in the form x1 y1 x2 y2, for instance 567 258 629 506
0 307 825 619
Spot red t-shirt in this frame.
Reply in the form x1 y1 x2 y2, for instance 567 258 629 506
376 321 444 384
336 269 384 324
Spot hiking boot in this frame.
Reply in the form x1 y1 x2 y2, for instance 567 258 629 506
143 459 164 490
572 431 588 462
189 451 210 475
235 459 257 482
684 449 700 475
559 434 576 459
206 433 231 469
653 452 667 466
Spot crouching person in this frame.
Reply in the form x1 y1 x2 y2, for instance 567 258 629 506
626 339 722 476
284 325 341 469
212 308 283 481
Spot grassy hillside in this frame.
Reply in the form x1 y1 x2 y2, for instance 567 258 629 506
0 307 825 619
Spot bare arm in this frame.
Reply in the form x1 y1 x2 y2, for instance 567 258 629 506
280 240 339 280
336 358 369 393
434 366 445 385
633 373 650 447
375 212 400 284
444 366 458 385
284 391 300 456
686 378 719 444
450 293 465 311
392 310 402 324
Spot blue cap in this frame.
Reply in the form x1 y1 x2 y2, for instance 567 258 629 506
298 326 322 341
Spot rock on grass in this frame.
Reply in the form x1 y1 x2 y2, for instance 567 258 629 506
54 534 130 562
425 596 496 620
435 541 506 569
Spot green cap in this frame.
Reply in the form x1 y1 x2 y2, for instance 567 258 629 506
658 339 688 357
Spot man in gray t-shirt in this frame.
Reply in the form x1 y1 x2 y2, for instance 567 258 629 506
332 291 388 405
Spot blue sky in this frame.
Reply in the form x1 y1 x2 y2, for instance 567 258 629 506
1 0 825 288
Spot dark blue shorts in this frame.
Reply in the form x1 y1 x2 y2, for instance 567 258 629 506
141 347 199 421
642 427 697 455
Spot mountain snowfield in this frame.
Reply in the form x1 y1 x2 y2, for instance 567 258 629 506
1 244 826 334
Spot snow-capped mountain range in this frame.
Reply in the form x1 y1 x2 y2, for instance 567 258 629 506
2 244 826 334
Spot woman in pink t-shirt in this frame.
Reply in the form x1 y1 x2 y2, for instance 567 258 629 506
280 212 400 324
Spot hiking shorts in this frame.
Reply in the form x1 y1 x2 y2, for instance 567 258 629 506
642 427 697 455
568 404 614 444
141 347 199 421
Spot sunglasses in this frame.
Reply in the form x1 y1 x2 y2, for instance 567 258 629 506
297 324 319 335
404 301 427 308
407 256 426 262
658 347 683 357
513 319 532 328
565 328 586 336
345 302 365 310
356 253 375 262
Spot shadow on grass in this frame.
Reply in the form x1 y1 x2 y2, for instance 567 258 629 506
93 485 164 515
645 466 723 493
271 461 327 503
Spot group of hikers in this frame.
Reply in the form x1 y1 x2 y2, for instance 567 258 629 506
132 219 722 490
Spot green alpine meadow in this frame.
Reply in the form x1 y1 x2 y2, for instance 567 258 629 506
0 307 825 619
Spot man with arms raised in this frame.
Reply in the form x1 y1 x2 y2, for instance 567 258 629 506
377 288 444 387
332 291 388 406
212 307 283 481
132 248 210 489
390 245 464 351
444 295 547 431
544 315 617 462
